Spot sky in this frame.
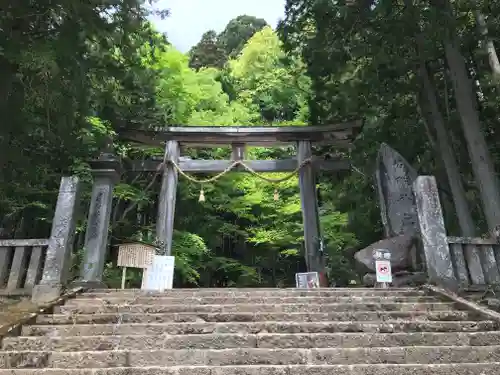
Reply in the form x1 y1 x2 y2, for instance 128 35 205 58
149 0 286 52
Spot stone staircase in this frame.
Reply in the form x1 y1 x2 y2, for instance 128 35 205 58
1 288 500 374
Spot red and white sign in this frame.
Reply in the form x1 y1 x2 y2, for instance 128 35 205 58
375 260 392 283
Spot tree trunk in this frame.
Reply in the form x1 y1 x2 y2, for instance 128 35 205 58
418 64 475 236
405 0 477 236
427 0 500 235
443 38 500 234
475 11 500 82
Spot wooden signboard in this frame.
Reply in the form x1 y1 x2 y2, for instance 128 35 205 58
117 243 156 289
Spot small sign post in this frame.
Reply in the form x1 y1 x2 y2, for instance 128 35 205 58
373 249 392 288
117 243 156 289
295 272 320 289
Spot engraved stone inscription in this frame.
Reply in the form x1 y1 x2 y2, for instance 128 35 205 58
376 143 419 236
88 189 104 240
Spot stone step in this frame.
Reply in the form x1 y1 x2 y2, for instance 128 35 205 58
0 364 500 375
3 346 500 368
22 320 498 337
70 296 440 306
55 302 454 314
37 310 471 325
80 288 427 298
5 332 500 351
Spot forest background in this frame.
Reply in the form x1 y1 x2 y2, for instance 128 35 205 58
2 0 499 287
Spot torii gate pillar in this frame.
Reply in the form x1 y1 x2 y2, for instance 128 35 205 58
156 140 180 255
297 141 325 278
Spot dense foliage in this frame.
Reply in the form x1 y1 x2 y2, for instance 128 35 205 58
3 0 500 288
188 15 269 70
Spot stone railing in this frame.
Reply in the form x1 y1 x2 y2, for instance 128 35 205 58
447 236 500 287
0 176 82 303
415 175 500 290
0 239 49 295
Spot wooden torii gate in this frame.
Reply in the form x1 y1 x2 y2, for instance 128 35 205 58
124 121 362 278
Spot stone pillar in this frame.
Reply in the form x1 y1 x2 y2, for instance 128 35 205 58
297 141 324 275
156 140 180 256
32 177 81 303
413 176 458 290
78 155 120 287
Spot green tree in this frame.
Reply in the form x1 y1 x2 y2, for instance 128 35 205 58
0 2 366 287
0 1 164 239
218 15 269 58
278 0 500 245
188 30 227 70
229 26 311 123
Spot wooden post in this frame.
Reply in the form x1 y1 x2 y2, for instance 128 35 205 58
413 176 458 290
297 141 324 276
231 143 246 161
121 267 127 289
156 140 180 256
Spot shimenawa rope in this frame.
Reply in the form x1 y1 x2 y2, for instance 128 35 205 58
157 153 313 202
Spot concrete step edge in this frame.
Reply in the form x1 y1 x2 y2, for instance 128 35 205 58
27 319 492 327
41 311 465 317
0 364 499 375
60 302 454 308
6 331 500 350
9 331 500 340
79 290 428 296
24 320 497 336
1 363 500 369
87 288 420 293
71 297 440 303
77 294 430 299
55 303 456 314
5 345 500 353
4 347 500 368
36 311 471 323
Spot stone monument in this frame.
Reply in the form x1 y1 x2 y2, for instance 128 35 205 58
375 143 419 237
356 143 426 286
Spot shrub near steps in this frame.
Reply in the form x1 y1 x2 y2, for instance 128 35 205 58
1 288 500 374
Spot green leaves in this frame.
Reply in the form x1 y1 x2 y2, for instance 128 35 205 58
2 2 364 288
229 26 312 123
172 230 210 284
219 15 269 58
188 31 227 70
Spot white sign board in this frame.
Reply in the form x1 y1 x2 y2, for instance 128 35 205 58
375 260 392 283
143 255 175 291
295 272 320 289
373 248 391 261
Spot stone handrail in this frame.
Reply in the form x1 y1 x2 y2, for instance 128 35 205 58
446 236 500 287
413 176 500 290
0 286 83 339
0 239 49 295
